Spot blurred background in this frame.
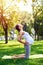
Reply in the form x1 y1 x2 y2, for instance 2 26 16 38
0 0 43 43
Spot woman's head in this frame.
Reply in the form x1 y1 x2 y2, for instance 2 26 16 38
15 24 23 32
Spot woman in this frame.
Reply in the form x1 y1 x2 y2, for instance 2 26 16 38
15 24 34 59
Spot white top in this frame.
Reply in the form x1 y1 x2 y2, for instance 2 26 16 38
22 31 34 44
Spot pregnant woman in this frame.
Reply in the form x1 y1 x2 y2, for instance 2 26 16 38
15 24 34 59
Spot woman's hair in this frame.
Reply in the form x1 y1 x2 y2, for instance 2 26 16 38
15 24 20 32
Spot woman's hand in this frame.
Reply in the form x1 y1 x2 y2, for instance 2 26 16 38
18 39 28 45
18 39 21 42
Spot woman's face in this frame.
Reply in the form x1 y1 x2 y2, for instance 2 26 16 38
18 24 23 30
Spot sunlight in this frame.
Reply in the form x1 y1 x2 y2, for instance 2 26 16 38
2 55 12 59
30 54 43 59
4 0 32 13
15 0 32 13
4 0 11 10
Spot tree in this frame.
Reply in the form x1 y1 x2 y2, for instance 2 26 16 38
0 0 8 43
34 9 43 40
0 0 20 43
32 0 43 40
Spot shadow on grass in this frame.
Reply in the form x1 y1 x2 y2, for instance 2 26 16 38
0 59 29 65
0 58 43 65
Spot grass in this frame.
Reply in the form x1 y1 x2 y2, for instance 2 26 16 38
0 40 43 65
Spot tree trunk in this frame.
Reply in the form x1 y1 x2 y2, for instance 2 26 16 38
0 14 8 44
4 24 8 44
4 27 8 44
35 32 37 40
37 35 39 41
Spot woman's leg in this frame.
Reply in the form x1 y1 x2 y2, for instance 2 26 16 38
24 44 31 59
12 54 25 58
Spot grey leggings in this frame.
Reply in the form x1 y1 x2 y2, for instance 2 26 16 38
24 45 31 59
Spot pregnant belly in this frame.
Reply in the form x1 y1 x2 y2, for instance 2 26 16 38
26 38 34 44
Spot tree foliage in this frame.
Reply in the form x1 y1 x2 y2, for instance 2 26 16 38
34 7 43 36
32 1 43 40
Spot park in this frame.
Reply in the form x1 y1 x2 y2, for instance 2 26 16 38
0 0 43 65
0 40 43 65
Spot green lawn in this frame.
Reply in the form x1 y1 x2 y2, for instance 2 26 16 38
0 40 43 65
